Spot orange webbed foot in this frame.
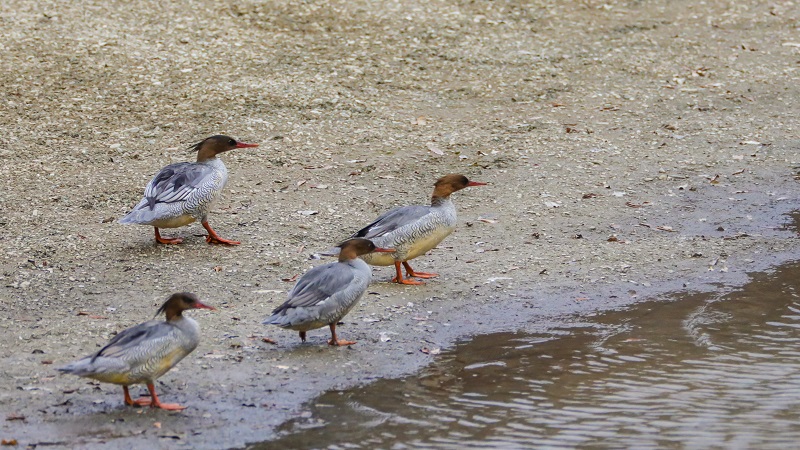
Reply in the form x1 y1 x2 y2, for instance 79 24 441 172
392 276 425 285
141 382 187 411
328 339 357 346
202 221 240 245
152 402 188 411
401 262 437 279
205 235 240 245
154 228 183 245
131 397 153 407
156 237 183 245
406 271 438 279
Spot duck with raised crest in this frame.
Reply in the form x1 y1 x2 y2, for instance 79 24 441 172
264 238 395 346
351 174 486 285
58 293 215 411
119 135 258 245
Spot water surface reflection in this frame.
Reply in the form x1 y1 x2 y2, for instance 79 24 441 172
253 261 800 449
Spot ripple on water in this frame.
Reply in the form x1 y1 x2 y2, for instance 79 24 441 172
253 261 800 449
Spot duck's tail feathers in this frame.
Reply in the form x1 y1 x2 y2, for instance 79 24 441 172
262 314 287 326
57 357 128 377
118 200 155 224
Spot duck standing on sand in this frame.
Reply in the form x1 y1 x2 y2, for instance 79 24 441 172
264 238 395 346
58 293 215 411
351 174 486 285
119 135 258 245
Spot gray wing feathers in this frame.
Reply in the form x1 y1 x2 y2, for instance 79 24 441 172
93 320 176 360
58 321 181 376
353 205 432 239
143 163 211 205
57 355 130 377
119 162 216 224
283 264 355 310
264 263 358 327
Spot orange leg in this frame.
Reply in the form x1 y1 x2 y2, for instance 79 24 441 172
391 262 424 285
327 323 356 346
403 261 438 279
124 385 153 407
145 382 187 411
154 228 183 245
202 221 240 246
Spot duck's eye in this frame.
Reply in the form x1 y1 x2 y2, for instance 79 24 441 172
229 139 236 146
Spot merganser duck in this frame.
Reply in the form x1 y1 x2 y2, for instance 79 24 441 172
264 238 394 346
352 174 486 285
58 293 215 411
119 135 258 245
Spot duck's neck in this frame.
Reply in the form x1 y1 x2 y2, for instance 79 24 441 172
196 147 218 162
199 157 227 173
338 251 358 263
431 195 453 207
165 310 183 321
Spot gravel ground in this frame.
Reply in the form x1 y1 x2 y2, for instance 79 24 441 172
0 0 799 448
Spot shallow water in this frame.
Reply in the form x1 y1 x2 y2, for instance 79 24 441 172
252 261 800 449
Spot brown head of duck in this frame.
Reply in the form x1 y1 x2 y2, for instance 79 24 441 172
336 238 395 262
189 135 259 162
431 174 487 204
155 292 216 321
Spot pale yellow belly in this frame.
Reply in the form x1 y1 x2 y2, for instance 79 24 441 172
405 227 453 260
90 348 187 385
151 215 196 229
367 227 454 266
366 252 397 266
90 372 133 385
152 348 188 379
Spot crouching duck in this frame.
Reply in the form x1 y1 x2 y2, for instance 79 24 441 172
264 238 394 346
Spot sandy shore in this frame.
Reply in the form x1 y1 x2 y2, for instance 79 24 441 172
0 0 798 448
